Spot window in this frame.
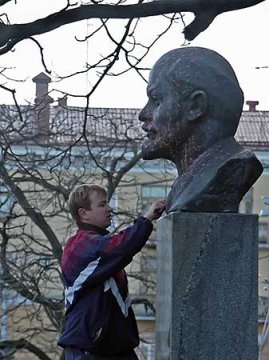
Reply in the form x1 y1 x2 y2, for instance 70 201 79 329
240 188 253 214
141 185 169 213
142 186 168 198
141 185 169 243
259 222 268 243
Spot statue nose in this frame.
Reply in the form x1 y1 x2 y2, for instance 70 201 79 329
138 107 146 122
139 104 152 123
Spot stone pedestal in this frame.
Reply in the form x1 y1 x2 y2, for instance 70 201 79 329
156 212 258 360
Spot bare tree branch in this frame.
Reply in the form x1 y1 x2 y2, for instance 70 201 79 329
0 0 265 53
0 163 62 262
0 225 62 311
29 37 51 74
0 0 13 6
0 338 52 360
107 151 143 198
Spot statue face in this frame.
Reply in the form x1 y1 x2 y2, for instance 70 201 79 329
139 70 192 161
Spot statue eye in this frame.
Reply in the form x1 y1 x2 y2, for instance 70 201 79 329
151 94 160 105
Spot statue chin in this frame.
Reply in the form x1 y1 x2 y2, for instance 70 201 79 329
141 141 162 160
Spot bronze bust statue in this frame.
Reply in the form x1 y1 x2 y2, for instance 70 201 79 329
139 46 263 213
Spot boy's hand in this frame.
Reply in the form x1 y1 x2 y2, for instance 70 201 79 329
143 199 166 221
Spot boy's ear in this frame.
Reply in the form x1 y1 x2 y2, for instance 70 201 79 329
186 90 208 122
78 208 87 220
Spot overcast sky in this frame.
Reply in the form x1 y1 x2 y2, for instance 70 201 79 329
0 0 269 110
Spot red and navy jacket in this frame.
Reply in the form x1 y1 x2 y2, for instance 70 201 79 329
58 216 153 356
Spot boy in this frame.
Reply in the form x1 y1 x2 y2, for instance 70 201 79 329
58 184 166 359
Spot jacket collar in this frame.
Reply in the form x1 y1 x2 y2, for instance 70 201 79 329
77 222 109 236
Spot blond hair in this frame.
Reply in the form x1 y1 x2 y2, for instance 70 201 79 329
68 184 107 224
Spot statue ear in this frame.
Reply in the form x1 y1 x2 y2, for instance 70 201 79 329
186 90 208 121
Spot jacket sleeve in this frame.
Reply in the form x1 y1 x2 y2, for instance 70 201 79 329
96 216 153 277
62 216 153 303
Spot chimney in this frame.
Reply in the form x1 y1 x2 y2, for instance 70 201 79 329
246 100 259 111
58 96 68 107
33 72 51 100
32 72 53 142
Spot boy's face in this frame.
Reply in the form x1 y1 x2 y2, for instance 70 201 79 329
78 191 112 229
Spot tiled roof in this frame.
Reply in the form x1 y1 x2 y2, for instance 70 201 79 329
50 106 269 148
0 104 268 149
50 106 142 144
236 111 269 150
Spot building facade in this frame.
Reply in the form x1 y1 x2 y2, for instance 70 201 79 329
0 75 268 359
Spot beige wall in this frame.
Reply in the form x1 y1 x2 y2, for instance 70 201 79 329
259 248 269 298
2 157 269 359
0 304 62 360
259 322 269 360
253 174 269 216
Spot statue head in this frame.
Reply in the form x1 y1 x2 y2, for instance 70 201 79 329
139 47 244 166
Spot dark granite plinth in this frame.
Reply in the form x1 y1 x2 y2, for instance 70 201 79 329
156 212 258 360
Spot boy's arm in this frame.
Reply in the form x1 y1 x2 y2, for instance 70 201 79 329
98 198 166 260
63 200 165 292
63 216 153 307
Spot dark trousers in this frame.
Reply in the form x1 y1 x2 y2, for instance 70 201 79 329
64 347 139 360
